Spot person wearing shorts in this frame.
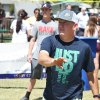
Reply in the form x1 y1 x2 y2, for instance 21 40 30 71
21 2 58 100
31 59 43 79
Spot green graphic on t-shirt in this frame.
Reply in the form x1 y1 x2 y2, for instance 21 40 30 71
54 48 80 84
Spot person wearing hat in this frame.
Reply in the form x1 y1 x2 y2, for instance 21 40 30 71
38 10 100 100
20 2 58 100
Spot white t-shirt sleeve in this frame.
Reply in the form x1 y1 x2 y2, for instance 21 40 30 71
10 20 16 29
23 20 31 31
31 21 38 37
26 22 31 31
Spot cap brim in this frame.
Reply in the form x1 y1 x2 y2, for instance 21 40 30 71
54 17 75 23
54 17 67 21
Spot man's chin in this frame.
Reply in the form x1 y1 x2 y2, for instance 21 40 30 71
60 33 65 35
43 15 48 18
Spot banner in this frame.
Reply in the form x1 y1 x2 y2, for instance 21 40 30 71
0 38 97 79
79 37 97 58
0 43 34 79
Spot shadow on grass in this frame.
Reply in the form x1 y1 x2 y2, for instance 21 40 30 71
32 97 42 100
0 87 44 89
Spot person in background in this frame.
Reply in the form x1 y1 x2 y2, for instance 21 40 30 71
10 9 31 43
21 2 58 100
26 8 42 42
66 4 72 10
26 8 42 28
97 14 100 27
89 9 95 16
84 15 100 86
76 7 89 36
0 7 5 28
38 10 100 100
97 14 100 70
97 13 100 68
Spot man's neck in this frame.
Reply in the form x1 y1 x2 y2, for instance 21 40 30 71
42 17 51 23
59 33 75 42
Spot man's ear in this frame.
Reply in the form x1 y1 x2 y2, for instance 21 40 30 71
73 23 78 31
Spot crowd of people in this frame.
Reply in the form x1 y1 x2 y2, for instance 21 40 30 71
8 2 100 100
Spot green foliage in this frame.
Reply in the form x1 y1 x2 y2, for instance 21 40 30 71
9 4 14 15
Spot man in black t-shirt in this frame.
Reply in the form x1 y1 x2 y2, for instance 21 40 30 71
38 10 100 100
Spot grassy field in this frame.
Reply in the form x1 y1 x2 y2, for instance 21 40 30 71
0 71 100 100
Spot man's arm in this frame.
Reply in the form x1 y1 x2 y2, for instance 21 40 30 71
27 37 36 63
38 50 66 69
87 71 100 100
26 28 33 42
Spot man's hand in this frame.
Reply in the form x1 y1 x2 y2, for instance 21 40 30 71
94 98 100 100
53 57 67 69
27 54 32 63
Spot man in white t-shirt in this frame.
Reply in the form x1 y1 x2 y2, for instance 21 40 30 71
20 2 58 100
76 7 89 36
26 8 40 28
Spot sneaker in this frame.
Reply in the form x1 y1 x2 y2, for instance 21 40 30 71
20 96 29 100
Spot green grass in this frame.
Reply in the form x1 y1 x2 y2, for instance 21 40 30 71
0 79 45 100
0 71 100 100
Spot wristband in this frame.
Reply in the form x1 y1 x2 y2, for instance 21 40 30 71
93 94 100 98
